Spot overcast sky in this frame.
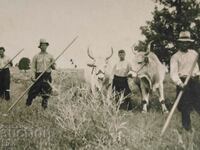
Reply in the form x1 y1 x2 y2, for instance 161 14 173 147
0 0 155 68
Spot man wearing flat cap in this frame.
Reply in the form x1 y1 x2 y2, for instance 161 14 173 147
0 47 12 100
26 39 55 109
170 31 200 131
112 49 133 110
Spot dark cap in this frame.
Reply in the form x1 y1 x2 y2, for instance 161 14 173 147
118 49 125 53
0 47 5 51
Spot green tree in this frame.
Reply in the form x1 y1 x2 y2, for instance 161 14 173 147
135 0 200 65
18 57 31 72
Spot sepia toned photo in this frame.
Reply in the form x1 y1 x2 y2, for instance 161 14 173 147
0 0 200 149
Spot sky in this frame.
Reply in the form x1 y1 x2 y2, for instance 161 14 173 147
0 0 155 68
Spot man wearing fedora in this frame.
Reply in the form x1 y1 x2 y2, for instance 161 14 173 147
0 47 12 100
26 39 55 109
170 31 200 131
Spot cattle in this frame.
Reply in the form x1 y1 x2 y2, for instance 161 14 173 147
86 48 113 95
128 42 169 113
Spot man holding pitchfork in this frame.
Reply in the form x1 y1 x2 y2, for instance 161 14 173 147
0 47 13 100
170 31 200 131
26 39 55 109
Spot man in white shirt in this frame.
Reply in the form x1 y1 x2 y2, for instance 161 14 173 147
26 39 55 109
0 47 12 100
112 49 133 110
170 31 200 131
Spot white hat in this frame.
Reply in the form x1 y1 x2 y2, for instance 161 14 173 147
178 31 194 42
38 39 49 48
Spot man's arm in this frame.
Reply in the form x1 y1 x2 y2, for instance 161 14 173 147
50 56 56 70
7 57 13 67
170 55 183 87
31 55 37 81
127 62 133 78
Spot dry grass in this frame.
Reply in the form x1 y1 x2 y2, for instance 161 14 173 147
0 67 199 150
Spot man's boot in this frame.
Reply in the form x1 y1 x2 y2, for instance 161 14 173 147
26 98 33 106
5 90 10 100
42 98 48 109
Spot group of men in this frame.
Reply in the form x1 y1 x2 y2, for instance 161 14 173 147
0 39 55 109
0 31 200 131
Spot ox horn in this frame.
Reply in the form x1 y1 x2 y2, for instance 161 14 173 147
146 41 153 55
106 47 114 60
87 47 94 60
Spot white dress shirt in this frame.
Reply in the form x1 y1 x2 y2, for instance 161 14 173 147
170 49 200 85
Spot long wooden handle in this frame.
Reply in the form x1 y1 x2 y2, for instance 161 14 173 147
160 53 199 136
6 36 78 113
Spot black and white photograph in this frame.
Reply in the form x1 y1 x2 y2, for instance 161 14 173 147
0 0 200 149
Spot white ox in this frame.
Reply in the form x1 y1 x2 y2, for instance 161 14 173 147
86 48 113 95
129 42 169 113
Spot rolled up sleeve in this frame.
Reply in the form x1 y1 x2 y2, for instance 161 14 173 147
31 55 37 73
170 56 183 85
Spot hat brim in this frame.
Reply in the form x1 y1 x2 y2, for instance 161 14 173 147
38 43 49 48
177 38 194 42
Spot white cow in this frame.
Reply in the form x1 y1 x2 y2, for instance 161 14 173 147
86 48 113 95
129 42 169 113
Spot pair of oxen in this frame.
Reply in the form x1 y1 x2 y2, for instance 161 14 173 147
86 42 169 113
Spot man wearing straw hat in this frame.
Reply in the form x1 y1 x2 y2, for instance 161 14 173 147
0 47 12 100
26 39 55 109
170 31 200 131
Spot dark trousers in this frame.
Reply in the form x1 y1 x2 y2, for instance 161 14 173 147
176 77 200 130
0 68 10 100
112 75 132 110
26 72 52 108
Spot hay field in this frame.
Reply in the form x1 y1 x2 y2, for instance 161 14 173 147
0 67 200 150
